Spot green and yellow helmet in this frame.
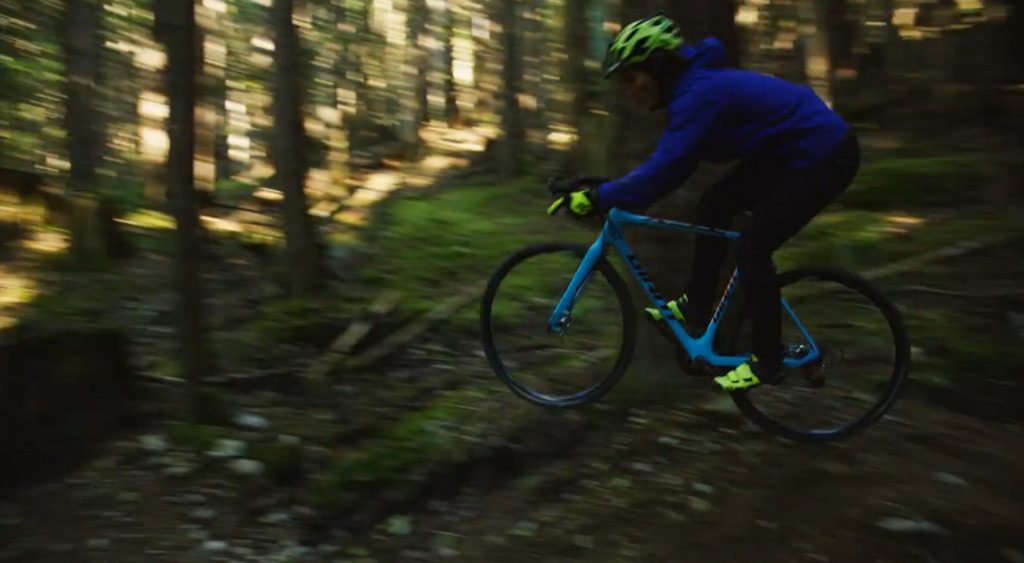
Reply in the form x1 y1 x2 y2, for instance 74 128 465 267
604 14 684 78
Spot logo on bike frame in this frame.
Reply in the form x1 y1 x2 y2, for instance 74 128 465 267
625 253 669 309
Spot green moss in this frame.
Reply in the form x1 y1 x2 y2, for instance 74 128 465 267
246 297 322 341
843 156 992 210
313 388 483 513
777 210 1021 271
359 179 591 317
217 296 337 366
95 179 146 212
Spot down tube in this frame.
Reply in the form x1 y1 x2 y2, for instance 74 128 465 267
547 235 607 332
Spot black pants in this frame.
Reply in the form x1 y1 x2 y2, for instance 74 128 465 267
685 133 861 371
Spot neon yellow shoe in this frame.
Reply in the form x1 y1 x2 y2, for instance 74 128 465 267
714 357 771 391
645 295 687 322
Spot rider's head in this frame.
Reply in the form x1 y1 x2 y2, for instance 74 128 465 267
604 14 687 111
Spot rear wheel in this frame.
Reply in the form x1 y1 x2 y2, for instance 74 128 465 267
724 267 911 442
480 243 637 408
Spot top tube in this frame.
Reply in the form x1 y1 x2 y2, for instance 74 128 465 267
607 208 741 240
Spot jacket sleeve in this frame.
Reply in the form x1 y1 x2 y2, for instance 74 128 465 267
595 79 721 211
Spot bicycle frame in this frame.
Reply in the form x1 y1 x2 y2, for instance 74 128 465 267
548 208 820 369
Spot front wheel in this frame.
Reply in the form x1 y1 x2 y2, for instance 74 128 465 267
480 243 637 408
725 267 911 442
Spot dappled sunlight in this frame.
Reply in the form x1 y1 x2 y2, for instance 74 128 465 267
334 208 370 227
117 209 175 230
253 187 284 204
309 200 341 219
238 223 284 243
884 213 927 234
419 123 490 153
348 171 403 207
546 129 577 150
0 266 36 330
199 214 243 234
21 230 68 254
404 173 436 188
735 5 759 26
419 154 469 173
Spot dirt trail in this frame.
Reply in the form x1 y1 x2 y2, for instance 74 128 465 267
366 396 1024 563
3 385 1021 563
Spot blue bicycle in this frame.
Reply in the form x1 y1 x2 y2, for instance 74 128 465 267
480 178 910 442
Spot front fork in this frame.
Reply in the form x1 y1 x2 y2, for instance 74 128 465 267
547 236 606 334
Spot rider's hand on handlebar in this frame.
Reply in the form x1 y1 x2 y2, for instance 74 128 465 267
546 177 607 217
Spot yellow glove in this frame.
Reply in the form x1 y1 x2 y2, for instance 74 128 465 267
548 189 599 217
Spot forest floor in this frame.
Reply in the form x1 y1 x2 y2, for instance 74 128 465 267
2 126 1024 562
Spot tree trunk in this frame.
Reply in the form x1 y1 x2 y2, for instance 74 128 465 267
565 0 589 171
497 0 523 177
64 0 116 264
63 0 102 194
442 0 459 127
410 0 430 125
826 0 853 72
803 0 834 105
709 0 741 66
328 0 350 192
860 0 898 90
521 0 546 156
195 4 226 194
607 0 661 175
156 0 211 397
273 0 320 296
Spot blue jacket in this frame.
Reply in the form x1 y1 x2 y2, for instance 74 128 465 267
596 37 849 210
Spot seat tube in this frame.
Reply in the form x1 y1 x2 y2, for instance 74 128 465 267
707 268 740 334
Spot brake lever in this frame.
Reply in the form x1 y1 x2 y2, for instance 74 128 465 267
547 196 566 215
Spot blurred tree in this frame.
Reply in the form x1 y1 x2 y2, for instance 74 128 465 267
62 0 126 263
195 3 224 195
857 0 898 90
520 0 544 155
0 1 65 171
324 0 350 192
497 0 524 176
410 0 430 125
63 0 102 193
273 0 321 295
802 0 834 104
607 0 659 175
155 0 213 397
469 0 497 121
565 0 589 170
442 0 460 126
826 0 853 74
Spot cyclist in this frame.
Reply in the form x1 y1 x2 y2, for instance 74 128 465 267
562 14 860 391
